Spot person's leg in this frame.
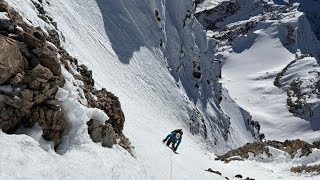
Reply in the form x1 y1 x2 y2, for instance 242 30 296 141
171 143 176 150
166 139 172 146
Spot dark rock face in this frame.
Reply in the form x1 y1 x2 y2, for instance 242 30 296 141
0 36 27 84
205 168 222 176
195 0 240 30
0 3 65 149
101 123 117 148
31 105 65 148
87 119 103 143
88 89 125 134
87 121 117 148
291 164 320 175
0 0 132 154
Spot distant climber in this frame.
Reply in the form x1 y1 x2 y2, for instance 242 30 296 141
162 129 183 152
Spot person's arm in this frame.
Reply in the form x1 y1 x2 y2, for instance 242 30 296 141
163 133 172 142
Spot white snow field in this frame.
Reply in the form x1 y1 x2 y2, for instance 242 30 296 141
0 0 319 179
211 0 320 142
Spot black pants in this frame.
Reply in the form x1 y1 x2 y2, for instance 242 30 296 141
166 139 175 149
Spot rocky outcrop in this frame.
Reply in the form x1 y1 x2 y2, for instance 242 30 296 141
216 139 317 162
0 2 65 149
0 36 27 84
0 0 131 154
291 164 320 175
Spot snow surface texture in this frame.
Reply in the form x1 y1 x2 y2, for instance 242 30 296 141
196 0 320 142
0 0 319 179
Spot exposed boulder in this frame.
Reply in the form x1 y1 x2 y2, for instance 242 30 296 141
88 88 125 134
87 119 102 143
216 139 319 163
0 35 27 84
291 164 320 175
0 0 8 12
101 123 117 148
33 47 61 76
205 168 222 176
9 72 24 85
17 31 45 49
47 29 60 47
31 64 53 83
0 19 15 33
0 101 21 133
31 105 65 148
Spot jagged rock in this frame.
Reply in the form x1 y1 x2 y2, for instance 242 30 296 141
87 119 102 143
0 94 34 133
23 73 42 90
0 35 27 84
19 88 34 101
235 174 243 178
47 29 60 47
87 88 125 134
205 168 222 176
0 0 8 12
8 33 18 40
6 6 23 24
31 64 53 82
118 133 132 153
32 106 65 148
216 142 271 161
283 139 312 158
34 84 58 104
217 139 319 163
101 123 117 148
9 72 24 85
16 41 31 58
0 19 15 33
17 31 44 49
245 177 255 180
33 47 61 76
0 105 20 133
291 164 320 174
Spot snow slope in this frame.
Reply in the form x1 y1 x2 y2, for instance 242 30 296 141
0 0 319 179
196 0 320 142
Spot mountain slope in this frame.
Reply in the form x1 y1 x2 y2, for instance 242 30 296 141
0 0 260 179
1 0 319 179
196 0 320 142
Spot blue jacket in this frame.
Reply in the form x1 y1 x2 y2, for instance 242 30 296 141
164 132 182 148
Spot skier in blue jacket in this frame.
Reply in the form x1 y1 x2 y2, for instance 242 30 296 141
162 129 183 152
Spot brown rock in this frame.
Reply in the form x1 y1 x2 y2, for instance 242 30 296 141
33 47 61 76
0 0 8 12
34 84 58 104
16 41 31 58
31 64 53 82
9 72 24 85
19 89 34 101
8 33 18 40
101 123 117 148
32 106 65 149
205 168 222 176
0 105 20 133
18 31 44 49
0 36 27 84
47 29 60 48
87 119 103 143
0 19 15 33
